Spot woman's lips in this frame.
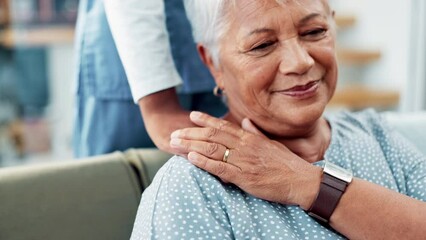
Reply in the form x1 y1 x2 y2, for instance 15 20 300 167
276 80 320 98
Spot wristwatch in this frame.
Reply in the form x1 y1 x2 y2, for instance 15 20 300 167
307 161 353 223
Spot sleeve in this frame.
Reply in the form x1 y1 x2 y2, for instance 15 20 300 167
391 133 426 202
130 156 234 239
104 0 183 103
406 158 426 201
376 112 426 202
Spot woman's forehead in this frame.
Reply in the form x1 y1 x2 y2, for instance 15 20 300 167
228 0 330 21
222 0 330 39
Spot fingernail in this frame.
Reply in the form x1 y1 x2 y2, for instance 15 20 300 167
190 111 202 120
170 138 181 147
188 152 200 164
170 130 180 139
241 118 250 128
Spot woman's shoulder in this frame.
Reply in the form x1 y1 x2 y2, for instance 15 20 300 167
326 108 388 137
132 156 236 239
153 155 213 180
147 155 226 197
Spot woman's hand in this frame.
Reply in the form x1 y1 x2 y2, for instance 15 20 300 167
170 111 322 209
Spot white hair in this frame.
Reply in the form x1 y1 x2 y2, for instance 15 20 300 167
183 0 233 67
183 0 333 67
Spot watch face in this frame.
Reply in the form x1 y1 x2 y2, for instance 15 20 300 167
324 161 353 183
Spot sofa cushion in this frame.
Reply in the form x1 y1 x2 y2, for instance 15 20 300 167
125 148 172 189
0 152 142 240
383 111 426 155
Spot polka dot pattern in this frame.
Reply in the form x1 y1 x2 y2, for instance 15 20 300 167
131 109 426 239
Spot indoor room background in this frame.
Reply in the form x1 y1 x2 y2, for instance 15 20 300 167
0 0 425 167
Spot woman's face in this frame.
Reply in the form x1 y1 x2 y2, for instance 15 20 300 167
207 0 337 137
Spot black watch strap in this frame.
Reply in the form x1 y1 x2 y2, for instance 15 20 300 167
307 173 349 223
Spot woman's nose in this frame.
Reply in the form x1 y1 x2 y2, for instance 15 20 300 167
279 38 314 75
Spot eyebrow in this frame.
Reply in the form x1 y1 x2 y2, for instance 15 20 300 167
298 13 324 26
245 28 275 38
245 13 325 38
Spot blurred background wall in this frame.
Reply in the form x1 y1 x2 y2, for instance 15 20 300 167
0 0 424 167
0 0 76 166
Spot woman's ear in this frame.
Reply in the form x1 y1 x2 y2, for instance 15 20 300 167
197 44 224 87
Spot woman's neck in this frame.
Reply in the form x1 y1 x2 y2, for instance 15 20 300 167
274 118 331 163
224 113 331 163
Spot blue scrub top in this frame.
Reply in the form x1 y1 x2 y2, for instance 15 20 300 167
164 0 216 94
75 0 216 100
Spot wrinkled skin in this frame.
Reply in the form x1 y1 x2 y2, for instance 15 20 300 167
171 0 337 209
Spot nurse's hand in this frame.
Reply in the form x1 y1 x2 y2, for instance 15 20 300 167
170 111 322 210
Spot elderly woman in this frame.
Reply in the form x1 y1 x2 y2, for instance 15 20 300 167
130 0 426 239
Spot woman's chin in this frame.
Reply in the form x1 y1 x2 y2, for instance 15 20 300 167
260 103 326 137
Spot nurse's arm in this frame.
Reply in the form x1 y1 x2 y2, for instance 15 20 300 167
138 88 194 155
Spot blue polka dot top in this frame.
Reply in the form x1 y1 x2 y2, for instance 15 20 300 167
131 109 426 239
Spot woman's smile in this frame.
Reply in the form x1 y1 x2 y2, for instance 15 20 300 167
274 80 321 99
199 0 337 136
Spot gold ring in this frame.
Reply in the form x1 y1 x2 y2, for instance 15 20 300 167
222 148 230 163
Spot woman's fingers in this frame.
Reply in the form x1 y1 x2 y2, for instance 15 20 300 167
241 118 265 136
171 126 240 149
171 112 261 151
187 151 240 182
170 138 228 161
189 111 245 138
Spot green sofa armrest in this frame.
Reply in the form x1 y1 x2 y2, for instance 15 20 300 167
0 152 142 240
0 148 172 240
124 149 172 189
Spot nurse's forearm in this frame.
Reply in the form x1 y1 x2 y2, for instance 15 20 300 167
138 88 194 155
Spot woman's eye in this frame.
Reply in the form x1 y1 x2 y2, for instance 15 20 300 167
301 28 327 38
251 41 275 52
